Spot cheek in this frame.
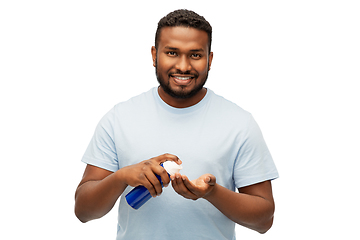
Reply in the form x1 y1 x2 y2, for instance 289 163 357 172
157 59 174 73
158 54 175 66
193 61 209 74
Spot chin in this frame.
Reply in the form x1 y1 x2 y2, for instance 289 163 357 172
163 82 205 99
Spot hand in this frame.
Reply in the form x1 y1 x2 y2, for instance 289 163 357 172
119 154 182 197
171 173 216 200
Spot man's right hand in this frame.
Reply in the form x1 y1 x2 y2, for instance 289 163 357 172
116 153 182 197
75 153 181 222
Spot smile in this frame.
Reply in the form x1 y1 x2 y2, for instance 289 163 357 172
171 75 194 85
175 76 192 80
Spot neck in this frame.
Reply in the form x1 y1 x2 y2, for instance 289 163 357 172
158 87 207 108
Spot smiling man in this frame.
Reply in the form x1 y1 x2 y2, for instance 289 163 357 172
75 9 278 240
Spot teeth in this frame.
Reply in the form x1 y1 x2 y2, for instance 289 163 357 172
175 76 192 80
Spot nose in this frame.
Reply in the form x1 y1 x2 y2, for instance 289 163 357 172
175 55 192 73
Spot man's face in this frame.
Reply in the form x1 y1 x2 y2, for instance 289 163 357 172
152 26 213 99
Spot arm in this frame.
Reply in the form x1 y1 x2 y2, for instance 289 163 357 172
75 154 181 223
171 174 275 234
206 181 275 233
74 165 124 223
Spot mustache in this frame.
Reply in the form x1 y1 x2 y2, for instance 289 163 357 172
168 70 199 77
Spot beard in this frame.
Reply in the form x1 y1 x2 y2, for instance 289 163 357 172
155 62 209 99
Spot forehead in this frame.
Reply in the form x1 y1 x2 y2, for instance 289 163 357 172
158 26 209 52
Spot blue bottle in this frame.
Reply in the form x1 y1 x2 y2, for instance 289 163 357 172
125 162 182 209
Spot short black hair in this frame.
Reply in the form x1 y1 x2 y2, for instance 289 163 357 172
155 9 212 53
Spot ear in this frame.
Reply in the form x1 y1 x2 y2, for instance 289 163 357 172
151 46 157 67
208 52 214 70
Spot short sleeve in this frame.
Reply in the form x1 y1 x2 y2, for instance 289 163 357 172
233 114 279 188
81 108 119 172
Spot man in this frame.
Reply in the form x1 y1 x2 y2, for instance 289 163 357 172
75 9 278 240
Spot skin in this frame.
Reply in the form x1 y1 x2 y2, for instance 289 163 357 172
151 26 213 108
75 26 275 234
75 154 182 222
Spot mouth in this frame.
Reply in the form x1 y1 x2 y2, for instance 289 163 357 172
170 74 196 85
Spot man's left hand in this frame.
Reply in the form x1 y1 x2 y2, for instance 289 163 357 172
171 173 216 200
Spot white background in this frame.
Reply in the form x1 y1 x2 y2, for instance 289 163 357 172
1 0 359 239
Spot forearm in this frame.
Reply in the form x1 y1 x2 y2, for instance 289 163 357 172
203 183 275 233
75 170 127 223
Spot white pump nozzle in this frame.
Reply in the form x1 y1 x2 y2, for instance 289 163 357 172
162 161 183 176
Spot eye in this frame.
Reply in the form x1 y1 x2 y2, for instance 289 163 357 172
191 53 202 59
167 51 177 56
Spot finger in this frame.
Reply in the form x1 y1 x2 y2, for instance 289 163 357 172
153 164 170 187
141 178 157 198
182 175 197 191
205 174 216 186
154 153 182 165
144 172 163 197
171 174 197 200
171 174 186 193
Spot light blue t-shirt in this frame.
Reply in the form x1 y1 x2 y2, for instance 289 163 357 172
82 87 278 240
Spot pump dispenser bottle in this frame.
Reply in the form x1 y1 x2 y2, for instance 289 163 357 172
125 161 182 209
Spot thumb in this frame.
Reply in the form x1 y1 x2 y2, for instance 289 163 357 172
204 174 216 186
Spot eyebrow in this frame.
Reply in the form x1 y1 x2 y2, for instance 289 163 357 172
164 46 205 52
